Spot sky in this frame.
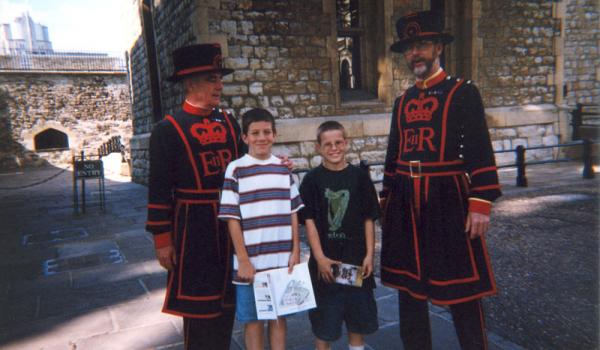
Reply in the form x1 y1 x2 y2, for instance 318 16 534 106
0 0 136 54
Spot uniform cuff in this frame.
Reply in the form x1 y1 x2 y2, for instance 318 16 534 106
468 198 492 215
153 232 173 249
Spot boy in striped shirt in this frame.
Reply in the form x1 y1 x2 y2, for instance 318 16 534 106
218 108 303 350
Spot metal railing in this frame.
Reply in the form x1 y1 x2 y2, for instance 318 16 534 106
293 139 596 187
0 50 126 72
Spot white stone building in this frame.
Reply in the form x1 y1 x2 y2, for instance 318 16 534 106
0 12 53 55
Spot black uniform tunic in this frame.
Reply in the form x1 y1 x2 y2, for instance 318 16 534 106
381 70 502 305
146 101 245 318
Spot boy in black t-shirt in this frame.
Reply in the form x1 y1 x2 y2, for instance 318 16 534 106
299 121 379 350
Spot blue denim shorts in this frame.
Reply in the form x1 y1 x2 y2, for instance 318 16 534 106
309 285 379 341
236 284 258 323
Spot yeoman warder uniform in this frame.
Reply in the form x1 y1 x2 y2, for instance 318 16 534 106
381 11 502 350
145 44 245 349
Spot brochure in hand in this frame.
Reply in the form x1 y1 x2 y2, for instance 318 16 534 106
332 263 364 287
253 262 317 320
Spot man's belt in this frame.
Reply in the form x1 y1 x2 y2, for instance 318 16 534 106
395 160 465 178
175 188 220 201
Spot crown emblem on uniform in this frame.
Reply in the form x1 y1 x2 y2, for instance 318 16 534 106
405 92 439 123
190 119 227 145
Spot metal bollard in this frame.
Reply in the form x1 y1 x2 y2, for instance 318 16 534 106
571 103 583 140
516 145 528 187
582 139 595 179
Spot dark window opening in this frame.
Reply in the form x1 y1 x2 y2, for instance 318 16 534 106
337 0 376 102
337 37 361 90
34 128 69 151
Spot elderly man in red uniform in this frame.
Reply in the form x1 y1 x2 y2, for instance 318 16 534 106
145 44 245 350
380 11 502 350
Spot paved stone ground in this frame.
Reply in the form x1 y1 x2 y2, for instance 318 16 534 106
484 165 599 350
0 162 596 349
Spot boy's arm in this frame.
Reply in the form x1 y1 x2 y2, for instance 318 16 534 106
288 212 301 273
227 219 255 282
362 218 375 278
305 218 341 283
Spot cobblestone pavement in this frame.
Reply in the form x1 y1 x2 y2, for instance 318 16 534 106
0 162 596 349
484 164 599 350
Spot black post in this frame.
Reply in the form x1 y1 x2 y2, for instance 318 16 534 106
516 145 528 187
81 151 86 214
73 155 78 215
572 103 583 140
582 139 595 179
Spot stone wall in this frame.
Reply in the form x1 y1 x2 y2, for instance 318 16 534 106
130 0 394 183
564 0 600 105
478 0 558 107
128 0 597 184
0 72 132 169
130 35 152 183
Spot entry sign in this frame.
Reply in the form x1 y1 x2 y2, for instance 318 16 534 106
75 160 103 179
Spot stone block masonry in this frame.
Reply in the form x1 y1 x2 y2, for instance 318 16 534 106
126 0 595 184
0 72 132 169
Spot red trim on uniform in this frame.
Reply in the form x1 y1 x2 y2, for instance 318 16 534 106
154 232 173 249
178 294 222 301
471 184 501 192
164 271 175 314
176 188 220 194
381 281 496 306
177 205 189 298
470 166 497 177
429 289 497 306
162 308 223 319
424 176 430 202
416 70 447 89
454 175 464 208
395 170 464 177
413 177 421 219
428 188 480 286
212 202 221 261
174 204 223 301
146 220 171 226
166 115 202 189
382 266 420 280
381 281 428 300
182 101 212 116
222 111 240 159
469 199 492 215
148 203 170 210
439 79 465 161
397 159 464 166
481 235 498 293
177 65 221 77
411 203 422 277
461 175 470 192
177 199 219 204
397 94 407 161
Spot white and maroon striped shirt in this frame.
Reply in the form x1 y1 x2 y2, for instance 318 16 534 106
218 154 303 283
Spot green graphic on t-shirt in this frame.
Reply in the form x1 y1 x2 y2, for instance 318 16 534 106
325 188 349 232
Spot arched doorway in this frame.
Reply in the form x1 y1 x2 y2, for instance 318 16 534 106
34 128 69 151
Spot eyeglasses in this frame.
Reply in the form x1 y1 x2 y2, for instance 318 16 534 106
403 41 435 54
